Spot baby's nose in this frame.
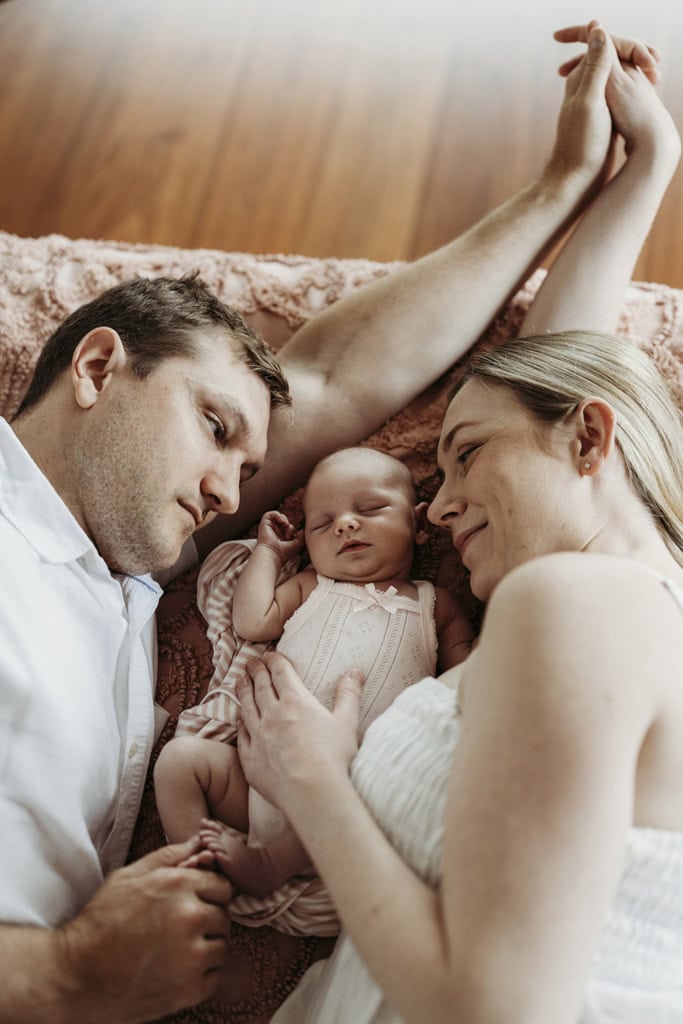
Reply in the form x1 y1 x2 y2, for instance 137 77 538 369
335 513 358 533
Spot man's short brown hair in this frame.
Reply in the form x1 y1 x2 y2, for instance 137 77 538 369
16 272 291 414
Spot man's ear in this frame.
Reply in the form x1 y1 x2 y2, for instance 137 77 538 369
573 397 616 476
71 328 128 409
414 500 430 545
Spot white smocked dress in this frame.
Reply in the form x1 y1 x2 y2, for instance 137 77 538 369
272 571 683 1021
231 573 438 935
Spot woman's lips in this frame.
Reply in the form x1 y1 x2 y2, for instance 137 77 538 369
455 524 486 561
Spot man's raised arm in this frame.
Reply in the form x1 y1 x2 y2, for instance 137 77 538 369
195 23 651 554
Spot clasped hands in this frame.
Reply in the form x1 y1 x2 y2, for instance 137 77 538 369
548 21 677 193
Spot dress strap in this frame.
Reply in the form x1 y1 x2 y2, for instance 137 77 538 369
631 562 683 618
661 578 683 616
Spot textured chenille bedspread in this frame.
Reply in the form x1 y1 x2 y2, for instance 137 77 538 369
1 230 682 1023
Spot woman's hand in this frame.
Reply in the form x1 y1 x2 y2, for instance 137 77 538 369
235 653 364 813
605 53 680 168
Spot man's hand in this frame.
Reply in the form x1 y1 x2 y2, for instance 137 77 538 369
56 840 232 1023
545 22 616 192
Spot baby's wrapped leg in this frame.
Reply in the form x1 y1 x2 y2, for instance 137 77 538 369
154 735 250 845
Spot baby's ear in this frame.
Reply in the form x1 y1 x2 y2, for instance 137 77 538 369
413 501 430 546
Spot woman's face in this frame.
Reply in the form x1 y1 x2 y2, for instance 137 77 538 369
428 379 584 600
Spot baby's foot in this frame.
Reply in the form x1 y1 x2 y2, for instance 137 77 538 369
179 846 219 871
198 818 299 896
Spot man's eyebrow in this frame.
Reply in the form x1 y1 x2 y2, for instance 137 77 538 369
440 420 479 453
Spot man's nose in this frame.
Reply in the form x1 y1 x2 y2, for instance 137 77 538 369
201 459 241 516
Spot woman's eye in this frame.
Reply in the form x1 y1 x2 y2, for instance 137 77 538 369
457 444 480 467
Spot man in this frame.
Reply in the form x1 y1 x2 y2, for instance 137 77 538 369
1 276 285 1020
0 23 659 1022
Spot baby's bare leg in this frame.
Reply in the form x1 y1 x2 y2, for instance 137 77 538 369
199 819 313 896
154 735 250 844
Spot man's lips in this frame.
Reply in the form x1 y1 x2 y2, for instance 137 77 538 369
454 524 486 556
338 540 370 554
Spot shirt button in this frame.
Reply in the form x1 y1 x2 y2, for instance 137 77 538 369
128 742 139 759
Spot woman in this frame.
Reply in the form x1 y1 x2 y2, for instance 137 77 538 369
230 24 683 1024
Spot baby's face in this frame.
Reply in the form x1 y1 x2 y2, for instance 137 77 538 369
303 456 418 584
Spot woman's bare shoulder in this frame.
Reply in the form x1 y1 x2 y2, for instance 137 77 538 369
495 551 682 622
480 552 683 731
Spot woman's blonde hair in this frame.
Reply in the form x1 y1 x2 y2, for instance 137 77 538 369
453 330 683 565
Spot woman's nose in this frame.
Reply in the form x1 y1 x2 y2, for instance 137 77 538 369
427 483 465 527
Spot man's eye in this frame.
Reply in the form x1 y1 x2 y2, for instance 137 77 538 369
207 414 226 443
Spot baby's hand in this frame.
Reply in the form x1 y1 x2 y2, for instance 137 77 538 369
257 510 304 562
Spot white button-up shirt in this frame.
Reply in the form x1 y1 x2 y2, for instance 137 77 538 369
0 418 163 927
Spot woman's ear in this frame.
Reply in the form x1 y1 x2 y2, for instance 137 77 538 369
414 500 430 545
573 397 616 476
71 328 128 409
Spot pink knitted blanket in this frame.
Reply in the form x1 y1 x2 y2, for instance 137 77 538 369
2 230 682 421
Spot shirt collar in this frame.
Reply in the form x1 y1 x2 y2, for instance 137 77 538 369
0 418 97 564
0 420 163 605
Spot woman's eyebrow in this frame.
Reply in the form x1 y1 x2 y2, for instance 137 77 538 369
440 420 479 453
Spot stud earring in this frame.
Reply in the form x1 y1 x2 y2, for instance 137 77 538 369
583 461 591 470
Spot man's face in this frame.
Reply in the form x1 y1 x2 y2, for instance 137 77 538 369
72 333 271 574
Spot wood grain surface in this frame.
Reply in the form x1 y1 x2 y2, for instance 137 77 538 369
1 0 681 285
